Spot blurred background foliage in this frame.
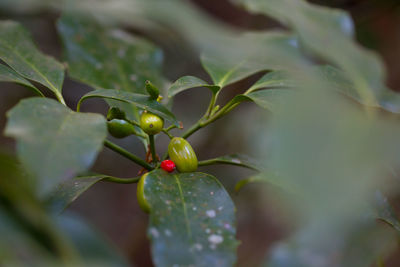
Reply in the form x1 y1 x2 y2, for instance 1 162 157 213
0 0 400 266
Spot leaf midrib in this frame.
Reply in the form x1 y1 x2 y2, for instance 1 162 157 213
0 40 61 94
173 174 192 240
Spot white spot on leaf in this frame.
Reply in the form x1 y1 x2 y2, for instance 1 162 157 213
208 234 224 244
165 229 172 237
149 228 159 238
206 210 216 218
193 243 203 251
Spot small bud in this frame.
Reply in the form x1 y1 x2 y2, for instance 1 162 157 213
107 107 126 121
145 80 160 99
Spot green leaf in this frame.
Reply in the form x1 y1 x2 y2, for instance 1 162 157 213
234 175 265 193
0 64 44 96
4 98 107 196
198 154 261 171
46 175 107 214
168 76 220 98
78 89 179 126
56 213 129 266
248 66 397 112
245 89 293 112
201 32 304 88
0 21 65 102
57 13 164 94
378 90 400 114
235 0 385 106
234 172 297 194
57 13 166 145
229 89 293 112
142 170 239 267
247 70 295 92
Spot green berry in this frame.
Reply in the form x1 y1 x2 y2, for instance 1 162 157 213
107 119 136 138
168 137 198 173
140 112 164 135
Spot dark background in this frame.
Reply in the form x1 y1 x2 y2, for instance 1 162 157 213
0 0 399 266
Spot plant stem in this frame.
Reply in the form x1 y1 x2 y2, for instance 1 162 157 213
165 125 178 131
162 129 174 139
103 176 140 184
104 140 152 170
181 97 240 139
181 123 202 139
126 119 140 127
205 93 217 118
149 134 157 164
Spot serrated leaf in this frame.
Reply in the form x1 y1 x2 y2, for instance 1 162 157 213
0 20 65 101
142 170 238 267
201 31 304 88
46 175 107 214
199 154 261 171
168 76 220 98
0 64 44 96
78 89 179 126
4 98 107 196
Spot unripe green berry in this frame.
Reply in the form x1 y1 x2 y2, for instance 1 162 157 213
140 112 164 135
107 119 136 138
106 107 126 121
137 173 150 213
168 137 198 173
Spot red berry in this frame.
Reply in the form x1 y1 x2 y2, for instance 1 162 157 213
161 160 175 173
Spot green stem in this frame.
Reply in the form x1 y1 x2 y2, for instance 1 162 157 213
162 129 174 139
205 93 217 118
103 176 140 184
149 134 157 164
181 97 240 139
104 140 152 170
165 125 178 131
126 119 140 127
181 123 202 139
